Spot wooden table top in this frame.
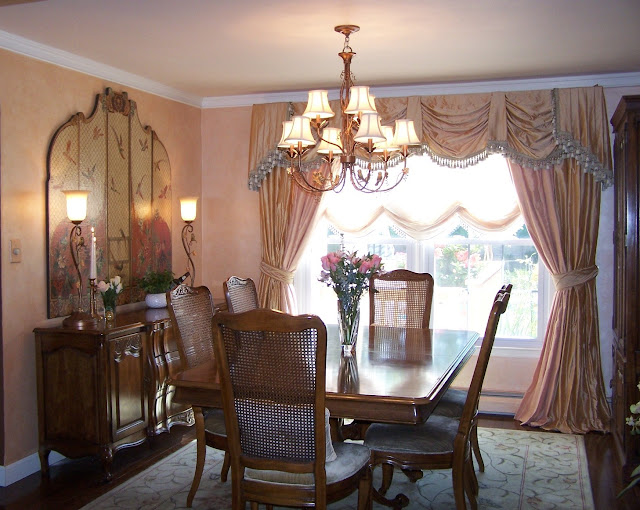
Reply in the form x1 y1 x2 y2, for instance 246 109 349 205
170 326 478 425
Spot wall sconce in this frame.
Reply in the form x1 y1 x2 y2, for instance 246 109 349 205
180 196 198 286
62 190 98 329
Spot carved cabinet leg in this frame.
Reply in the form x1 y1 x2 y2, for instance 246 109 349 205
100 446 114 482
38 447 51 477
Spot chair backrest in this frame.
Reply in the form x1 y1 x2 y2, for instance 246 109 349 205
167 284 216 370
369 269 434 328
457 284 512 439
212 309 328 489
223 276 259 313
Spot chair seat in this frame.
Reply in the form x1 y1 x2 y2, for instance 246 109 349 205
433 388 467 418
245 441 370 486
364 414 459 455
203 407 226 435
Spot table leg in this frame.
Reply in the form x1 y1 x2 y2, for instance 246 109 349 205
186 406 206 507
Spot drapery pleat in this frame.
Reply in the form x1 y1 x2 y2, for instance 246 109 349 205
258 166 324 313
509 159 610 433
247 86 613 434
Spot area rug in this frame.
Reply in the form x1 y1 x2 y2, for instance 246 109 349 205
82 427 594 509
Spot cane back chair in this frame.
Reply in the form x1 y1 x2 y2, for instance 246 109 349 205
369 270 434 329
223 276 259 313
364 285 512 510
167 284 230 507
212 308 372 509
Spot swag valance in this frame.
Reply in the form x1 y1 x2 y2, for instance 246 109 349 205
247 86 612 190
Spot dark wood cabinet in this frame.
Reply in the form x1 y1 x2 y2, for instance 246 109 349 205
34 307 193 480
611 95 640 478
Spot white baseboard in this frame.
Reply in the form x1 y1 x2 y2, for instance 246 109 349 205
0 450 66 487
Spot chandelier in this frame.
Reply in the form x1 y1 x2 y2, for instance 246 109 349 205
278 25 421 193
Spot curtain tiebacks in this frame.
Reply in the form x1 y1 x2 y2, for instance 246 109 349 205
260 261 295 284
552 265 599 290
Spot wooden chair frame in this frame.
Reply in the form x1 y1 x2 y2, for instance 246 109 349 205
212 309 372 510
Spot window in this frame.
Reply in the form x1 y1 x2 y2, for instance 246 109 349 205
294 155 550 346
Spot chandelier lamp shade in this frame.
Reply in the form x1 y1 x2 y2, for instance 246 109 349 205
278 25 421 193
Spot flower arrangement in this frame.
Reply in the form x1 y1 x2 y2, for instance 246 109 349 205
620 380 640 497
97 275 124 312
319 250 382 347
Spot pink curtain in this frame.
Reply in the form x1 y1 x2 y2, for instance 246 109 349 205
509 160 610 433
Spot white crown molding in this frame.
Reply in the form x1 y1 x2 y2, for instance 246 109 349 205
2 28 640 110
202 72 640 108
0 29 202 107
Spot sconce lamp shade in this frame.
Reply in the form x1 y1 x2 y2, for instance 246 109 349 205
180 196 198 222
303 90 335 120
63 190 90 222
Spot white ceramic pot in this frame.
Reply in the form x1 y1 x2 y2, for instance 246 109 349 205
145 293 167 309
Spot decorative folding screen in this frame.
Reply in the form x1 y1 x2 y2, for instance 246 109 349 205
47 88 172 318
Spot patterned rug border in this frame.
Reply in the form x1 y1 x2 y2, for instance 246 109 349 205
83 427 594 510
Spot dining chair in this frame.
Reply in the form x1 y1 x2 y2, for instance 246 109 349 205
223 275 259 313
369 269 434 328
431 284 512 472
166 284 230 507
364 285 511 510
212 308 373 510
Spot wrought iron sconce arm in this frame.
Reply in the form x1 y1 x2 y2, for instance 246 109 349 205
182 222 196 286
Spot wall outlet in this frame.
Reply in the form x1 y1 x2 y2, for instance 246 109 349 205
10 239 22 263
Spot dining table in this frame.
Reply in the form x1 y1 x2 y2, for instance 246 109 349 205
169 324 479 507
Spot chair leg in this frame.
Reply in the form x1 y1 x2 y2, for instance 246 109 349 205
464 460 478 510
452 465 467 510
357 466 373 510
187 406 206 507
380 463 394 495
471 425 484 472
220 452 231 482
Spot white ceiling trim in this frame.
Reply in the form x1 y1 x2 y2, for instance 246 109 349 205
0 29 202 107
2 28 640 110
202 72 640 108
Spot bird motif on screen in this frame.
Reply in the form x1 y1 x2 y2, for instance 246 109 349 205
93 126 104 140
110 177 120 194
63 140 76 165
158 184 169 199
135 174 146 199
139 138 148 152
111 126 126 159
82 164 96 182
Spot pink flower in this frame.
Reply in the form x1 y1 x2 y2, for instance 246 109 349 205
359 260 372 273
370 254 382 269
321 255 330 271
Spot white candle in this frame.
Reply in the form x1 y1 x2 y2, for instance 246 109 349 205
90 228 97 280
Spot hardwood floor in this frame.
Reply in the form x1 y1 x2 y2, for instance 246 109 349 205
0 415 637 509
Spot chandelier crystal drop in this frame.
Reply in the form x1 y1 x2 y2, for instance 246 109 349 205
279 24 421 193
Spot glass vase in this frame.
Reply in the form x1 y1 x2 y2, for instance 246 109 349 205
337 298 360 355
104 304 116 324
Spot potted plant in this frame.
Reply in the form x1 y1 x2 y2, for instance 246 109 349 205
137 269 175 308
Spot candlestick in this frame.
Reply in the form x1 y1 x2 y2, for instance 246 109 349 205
90 228 97 280
89 278 100 320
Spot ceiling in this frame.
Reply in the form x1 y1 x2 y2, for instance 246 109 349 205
1 0 639 105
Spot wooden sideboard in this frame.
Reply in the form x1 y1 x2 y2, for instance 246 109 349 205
34 306 208 480
611 95 640 479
